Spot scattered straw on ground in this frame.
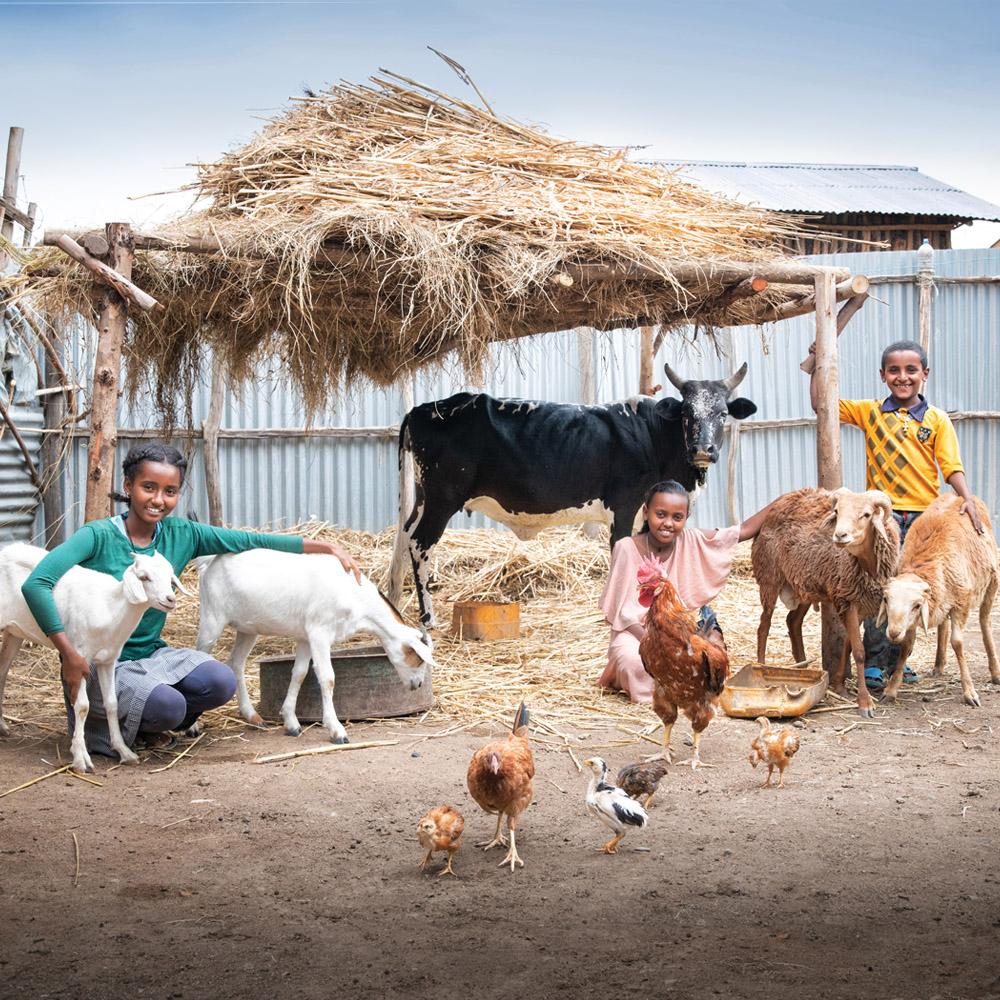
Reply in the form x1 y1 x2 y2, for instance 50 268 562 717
1 69 810 422
4 526 952 749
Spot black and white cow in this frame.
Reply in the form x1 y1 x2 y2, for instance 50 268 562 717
389 363 757 627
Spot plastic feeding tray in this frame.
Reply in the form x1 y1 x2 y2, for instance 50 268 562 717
257 645 433 721
719 660 828 719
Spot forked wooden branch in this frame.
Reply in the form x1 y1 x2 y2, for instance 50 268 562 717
54 234 164 313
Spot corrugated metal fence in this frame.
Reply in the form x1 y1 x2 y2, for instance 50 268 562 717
40 247 1000 538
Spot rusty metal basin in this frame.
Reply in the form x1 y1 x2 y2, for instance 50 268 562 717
257 645 434 721
720 660 828 719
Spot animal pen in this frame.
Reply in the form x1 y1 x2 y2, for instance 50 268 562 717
0 71 922 685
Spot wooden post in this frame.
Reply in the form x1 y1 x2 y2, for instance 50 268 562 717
917 239 934 356
400 374 417 526
84 223 133 523
41 350 66 548
0 127 24 270
21 202 36 249
577 328 595 404
202 368 225 525
813 271 844 676
639 325 655 395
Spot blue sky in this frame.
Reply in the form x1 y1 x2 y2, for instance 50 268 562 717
3 0 999 244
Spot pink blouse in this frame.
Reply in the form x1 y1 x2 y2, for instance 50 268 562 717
600 527 741 633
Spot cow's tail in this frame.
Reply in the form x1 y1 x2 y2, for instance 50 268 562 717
388 414 413 605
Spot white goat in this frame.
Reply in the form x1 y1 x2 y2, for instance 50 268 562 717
879 495 999 707
0 543 188 774
195 550 435 743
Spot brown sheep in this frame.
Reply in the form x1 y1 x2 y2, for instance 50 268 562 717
752 487 900 717
879 495 998 707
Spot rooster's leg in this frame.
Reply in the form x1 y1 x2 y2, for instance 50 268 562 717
761 765 773 788
644 722 674 763
439 849 459 877
599 833 624 854
776 766 787 789
676 728 714 769
419 850 434 870
477 813 508 851
499 824 524 871
642 792 654 809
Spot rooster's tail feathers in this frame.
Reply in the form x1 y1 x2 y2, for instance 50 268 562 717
754 716 772 733
511 701 529 735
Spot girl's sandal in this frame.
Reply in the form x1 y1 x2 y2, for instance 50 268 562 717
863 666 887 693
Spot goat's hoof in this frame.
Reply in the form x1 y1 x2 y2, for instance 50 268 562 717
184 722 203 738
331 735 349 745
72 758 94 775
118 748 140 765
284 724 302 738
882 690 899 704
964 692 982 708
990 677 1000 687
858 704 876 719
0 720 9 738
247 714 266 729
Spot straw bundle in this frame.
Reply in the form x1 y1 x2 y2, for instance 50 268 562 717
2 70 808 419
4 527 948 744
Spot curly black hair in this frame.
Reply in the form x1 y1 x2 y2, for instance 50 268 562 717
110 443 188 504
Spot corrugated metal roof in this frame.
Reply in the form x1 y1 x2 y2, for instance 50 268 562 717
649 161 1000 221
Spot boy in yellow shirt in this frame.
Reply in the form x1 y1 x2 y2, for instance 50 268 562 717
810 339 983 690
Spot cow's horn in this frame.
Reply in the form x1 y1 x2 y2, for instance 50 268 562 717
722 362 748 393
663 364 686 393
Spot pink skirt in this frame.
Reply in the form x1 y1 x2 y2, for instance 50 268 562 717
598 631 654 704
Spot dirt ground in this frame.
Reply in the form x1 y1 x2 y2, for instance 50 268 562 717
3 625 999 1000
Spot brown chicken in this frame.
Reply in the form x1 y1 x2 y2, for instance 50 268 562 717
637 558 729 768
466 702 535 872
749 717 800 788
417 805 465 877
616 759 670 809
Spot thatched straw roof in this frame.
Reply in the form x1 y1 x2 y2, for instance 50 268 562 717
3 71 814 414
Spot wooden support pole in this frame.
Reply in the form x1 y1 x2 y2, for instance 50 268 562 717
84 223 134 523
764 274 869 326
55 234 163 313
202 370 225 525
813 271 843 677
577 328 595 404
0 126 24 270
917 241 934 356
639 326 655 395
41 349 66 548
22 202 36 249
400 375 416 529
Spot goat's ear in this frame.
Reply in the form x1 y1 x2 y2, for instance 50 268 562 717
404 638 436 670
875 599 888 629
920 600 930 634
122 566 147 605
171 574 193 598
727 397 757 420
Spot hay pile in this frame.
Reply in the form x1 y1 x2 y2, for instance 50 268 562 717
3 71 807 419
4 526 949 749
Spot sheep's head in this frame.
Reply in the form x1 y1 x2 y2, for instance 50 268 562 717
122 552 190 612
636 557 672 607
828 488 894 553
878 573 931 643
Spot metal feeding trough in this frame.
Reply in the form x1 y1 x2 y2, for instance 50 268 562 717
451 600 520 640
719 660 828 719
257 645 433 722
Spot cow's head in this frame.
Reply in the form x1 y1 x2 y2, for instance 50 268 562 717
658 363 757 468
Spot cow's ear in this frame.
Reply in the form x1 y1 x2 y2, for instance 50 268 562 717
727 397 757 420
657 398 683 420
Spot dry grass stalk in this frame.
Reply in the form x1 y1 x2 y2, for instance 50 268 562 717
4 526 950 753
0 72 811 422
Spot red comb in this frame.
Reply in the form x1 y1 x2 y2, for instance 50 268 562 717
636 556 665 586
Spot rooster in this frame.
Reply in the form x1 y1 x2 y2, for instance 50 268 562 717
466 702 535 872
749 717 800 788
637 556 729 768
417 805 465 877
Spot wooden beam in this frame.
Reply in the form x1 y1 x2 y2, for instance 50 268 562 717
55 234 164 313
84 223 133 523
639 326 656 395
202 370 225 525
0 195 33 232
559 260 849 287
41 350 66 549
21 202 36 248
762 274 869 325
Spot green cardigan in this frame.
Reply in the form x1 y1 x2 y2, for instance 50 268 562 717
22 516 303 661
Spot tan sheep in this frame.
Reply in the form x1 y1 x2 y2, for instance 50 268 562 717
879 495 998 707
752 487 900 717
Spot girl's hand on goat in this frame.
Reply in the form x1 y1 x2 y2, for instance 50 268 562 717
302 539 363 582
55 641 91 702
958 499 985 535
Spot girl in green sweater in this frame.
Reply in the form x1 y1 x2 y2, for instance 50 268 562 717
22 443 359 758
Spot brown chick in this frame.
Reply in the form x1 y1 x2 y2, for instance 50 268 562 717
466 701 534 872
417 805 465 877
616 759 670 809
749 716 800 788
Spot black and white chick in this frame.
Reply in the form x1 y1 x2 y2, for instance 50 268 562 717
583 757 649 854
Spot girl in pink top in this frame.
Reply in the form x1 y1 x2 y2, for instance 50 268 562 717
599 480 776 704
